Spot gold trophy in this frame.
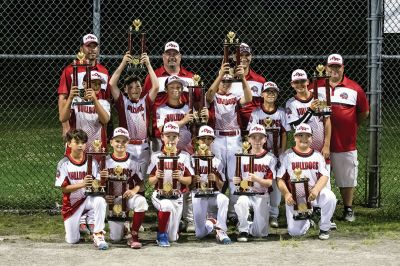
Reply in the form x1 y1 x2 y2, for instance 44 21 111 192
312 64 332 116
290 168 312 220
187 74 207 136
85 140 107 196
263 117 280 157
223 31 241 82
72 52 93 105
106 165 130 221
127 18 146 72
192 140 216 198
157 143 180 199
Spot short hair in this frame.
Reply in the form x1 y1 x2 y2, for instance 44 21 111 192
124 76 141 87
65 129 88 143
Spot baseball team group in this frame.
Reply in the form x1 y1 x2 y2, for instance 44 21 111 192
55 33 369 250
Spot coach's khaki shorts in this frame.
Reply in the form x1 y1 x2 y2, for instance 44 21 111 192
331 150 358 187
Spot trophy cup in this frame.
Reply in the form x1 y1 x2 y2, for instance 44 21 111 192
157 143 180 199
290 168 313 220
193 142 216 198
223 31 241 83
312 65 332 116
72 52 93 106
106 165 130 221
263 117 279 157
127 19 146 73
233 140 263 196
188 74 207 131
85 139 107 196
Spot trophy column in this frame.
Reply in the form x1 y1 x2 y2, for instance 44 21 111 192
312 65 332 116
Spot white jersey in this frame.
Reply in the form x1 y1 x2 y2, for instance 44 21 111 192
211 93 241 130
237 150 276 194
147 150 195 192
277 148 330 188
229 80 264 98
55 155 99 220
115 92 152 141
70 98 111 151
285 96 325 151
105 153 143 191
156 102 192 153
248 106 291 153
191 156 225 192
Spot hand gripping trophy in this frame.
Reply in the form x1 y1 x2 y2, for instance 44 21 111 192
127 18 146 73
223 31 242 82
72 52 93 105
312 64 332 116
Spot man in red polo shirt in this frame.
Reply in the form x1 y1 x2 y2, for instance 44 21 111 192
312 54 369 222
229 43 266 133
58 34 111 137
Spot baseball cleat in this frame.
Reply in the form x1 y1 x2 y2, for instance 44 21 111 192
93 231 109 250
157 232 170 247
269 217 279 228
237 232 249 242
343 209 355 222
318 230 330 240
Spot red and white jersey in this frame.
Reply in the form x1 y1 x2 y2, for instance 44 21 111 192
55 155 99 220
191 156 225 191
277 148 330 188
58 63 110 100
115 92 152 141
285 95 325 152
155 102 193 153
237 150 276 194
310 76 369 152
105 153 143 191
209 93 241 131
147 150 194 193
248 106 291 153
69 98 110 151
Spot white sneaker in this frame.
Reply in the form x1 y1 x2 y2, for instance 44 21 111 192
270 217 279 228
318 230 330 240
216 229 231 244
93 231 108 250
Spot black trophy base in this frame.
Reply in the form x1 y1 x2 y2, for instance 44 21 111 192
156 193 179 200
314 111 332 117
73 101 94 106
107 215 130 222
127 65 148 75
233 191 265 196
194 192 216 198
85 191 106 197
293 212 312 221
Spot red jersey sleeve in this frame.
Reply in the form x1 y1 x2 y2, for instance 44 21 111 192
58 66 72 95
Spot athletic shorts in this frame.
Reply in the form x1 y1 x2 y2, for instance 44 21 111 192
331 150 358 187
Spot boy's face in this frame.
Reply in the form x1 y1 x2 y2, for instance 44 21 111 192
83 80 102 92
125 81 142 100
110 136 129 153
198 136 214 147
294 133 312 151
262 89 278 104
161 132 179 147
291 79 309 94
249 134 266 149
218 81 232 94
68 139 86 155
166 82 183 100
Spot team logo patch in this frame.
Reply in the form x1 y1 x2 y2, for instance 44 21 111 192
340 92 348 99
251 86 258 93
201 128 213 134
286 107 292 115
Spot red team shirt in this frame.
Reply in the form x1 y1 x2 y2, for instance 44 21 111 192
55 155 100 220
285 95 325 152
248 106 291 153
115 92 153 141
237 150 276 194
147 150 194 193
311 76 369 152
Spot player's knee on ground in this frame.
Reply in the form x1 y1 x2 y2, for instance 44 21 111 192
65 231 80 244
159 199 175 212
287 220 309 236
93 196 107 210
217 193 229 208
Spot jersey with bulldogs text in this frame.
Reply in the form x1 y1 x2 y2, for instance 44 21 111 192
310 76 369 152
105 153 143 194
277 148 329 189
115 92 152 141
209 93 241 131
69 98 110 151
236 150 276 194
155 102 193 153
229 69 266 130
248 106 291 153
58 63 110 100
285 95 325 151
55 155 99 220
147 150 194 193
191 156 225 192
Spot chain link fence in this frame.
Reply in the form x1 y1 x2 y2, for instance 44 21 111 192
0 0 396 215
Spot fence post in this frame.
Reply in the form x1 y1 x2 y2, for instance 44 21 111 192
367 0 383 208
93 0 101 61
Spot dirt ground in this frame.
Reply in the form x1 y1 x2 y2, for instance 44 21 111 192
1 229 400 266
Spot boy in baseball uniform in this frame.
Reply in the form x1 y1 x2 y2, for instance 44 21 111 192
191 125 231 244
233 124 277 242
55 129 108 249
277 123 336 240
105 127 149 249
147 122 194 247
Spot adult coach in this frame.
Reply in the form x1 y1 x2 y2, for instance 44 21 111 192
323 54 369 221
58 34 110 137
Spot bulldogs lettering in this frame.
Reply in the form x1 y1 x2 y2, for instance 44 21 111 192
166 113 185 122
77 105 96 114
127 104 144 114
68 171 87 180
291 161 319 170
216 97 237 105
